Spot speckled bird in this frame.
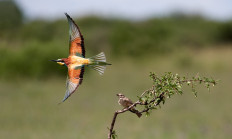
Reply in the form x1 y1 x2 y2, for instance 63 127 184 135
51 13 111 103
117 93 142 118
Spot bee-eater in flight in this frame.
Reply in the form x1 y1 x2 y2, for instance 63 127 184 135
51 13 111 103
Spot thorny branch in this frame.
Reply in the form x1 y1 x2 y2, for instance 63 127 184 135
108 72 218 139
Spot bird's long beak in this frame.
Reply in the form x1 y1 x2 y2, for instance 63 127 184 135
50 60 58 62
116 94 119 96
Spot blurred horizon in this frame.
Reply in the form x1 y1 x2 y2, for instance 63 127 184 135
13 0 232 21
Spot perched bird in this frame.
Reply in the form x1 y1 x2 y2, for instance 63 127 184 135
116 93 142 118
51 13 111 103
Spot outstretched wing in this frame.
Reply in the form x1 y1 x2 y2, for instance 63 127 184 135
65 13 85 57
61 65 85 102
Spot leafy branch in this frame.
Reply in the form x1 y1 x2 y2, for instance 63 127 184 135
108 72 218 139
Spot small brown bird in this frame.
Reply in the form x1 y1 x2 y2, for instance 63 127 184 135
116 93 142 118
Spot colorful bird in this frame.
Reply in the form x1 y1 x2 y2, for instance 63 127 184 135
51 13 111 103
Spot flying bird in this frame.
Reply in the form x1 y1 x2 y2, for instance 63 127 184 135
117 93 142 118
51 13 111 103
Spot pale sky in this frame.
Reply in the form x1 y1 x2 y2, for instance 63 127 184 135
15 0 232 21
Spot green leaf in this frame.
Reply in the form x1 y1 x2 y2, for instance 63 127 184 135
112 130 118 139
145 111 151 117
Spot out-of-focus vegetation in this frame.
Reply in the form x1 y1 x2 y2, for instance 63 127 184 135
0 0 23 31
0 0 232 79
1 1 232 139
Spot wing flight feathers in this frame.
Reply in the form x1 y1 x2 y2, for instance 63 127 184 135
61 66 85 103
65 13 85 57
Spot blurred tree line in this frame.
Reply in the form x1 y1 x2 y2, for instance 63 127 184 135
0 0 23 31
0 0 232 79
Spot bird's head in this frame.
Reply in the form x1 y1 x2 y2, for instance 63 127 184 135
51 59 65 66
116 93 125 98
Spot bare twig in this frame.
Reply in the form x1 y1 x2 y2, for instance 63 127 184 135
108 101 140 139
108 111 118 139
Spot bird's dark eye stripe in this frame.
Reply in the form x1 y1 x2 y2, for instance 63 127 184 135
58 60 64 62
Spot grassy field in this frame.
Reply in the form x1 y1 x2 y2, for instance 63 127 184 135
1 47 232 139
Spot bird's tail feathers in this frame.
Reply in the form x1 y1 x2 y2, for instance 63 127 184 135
136 112 142 118
91 65 106 75
129 108 142 118
89 52 111 75
90 52 106 63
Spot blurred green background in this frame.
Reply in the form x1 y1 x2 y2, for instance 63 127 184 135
0 0 232 139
